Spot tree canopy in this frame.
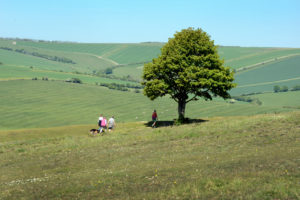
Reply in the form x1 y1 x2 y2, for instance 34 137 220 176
142 28 236 121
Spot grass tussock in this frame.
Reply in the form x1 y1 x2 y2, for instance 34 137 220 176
0 112 300 199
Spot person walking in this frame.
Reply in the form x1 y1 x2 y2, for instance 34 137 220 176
98 114 103 133
152 110 158 128
100 117 107 133
108 116 116 131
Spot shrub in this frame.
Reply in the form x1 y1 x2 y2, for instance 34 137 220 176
71 78 82 84
291 85 300 91
280 86 288 92
104 68 113 74
273 85 280 93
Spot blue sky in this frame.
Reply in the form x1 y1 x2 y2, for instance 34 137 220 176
1 0 300 47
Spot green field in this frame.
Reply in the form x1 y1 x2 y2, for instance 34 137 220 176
232 55 300 95
0 80 297 130
219 46 300 69
0 64 140 86
2 39 300 92
1 111 299 199
1 39 300 199
1 38 300 131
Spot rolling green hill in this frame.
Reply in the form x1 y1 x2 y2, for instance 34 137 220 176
1 38 300 199
232 55 300 95
1 111 299 199
1 38 300 130
0 80 297 130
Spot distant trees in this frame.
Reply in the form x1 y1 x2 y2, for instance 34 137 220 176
98 82 143 92
273 85 281 93
273 85 288 93
104 68 113 74
273 85 300 92
0 46 76 64
65 78 82 84
232 95 262 105
291 85 300 91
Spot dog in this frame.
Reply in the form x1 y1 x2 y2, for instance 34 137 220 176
89 129 100 135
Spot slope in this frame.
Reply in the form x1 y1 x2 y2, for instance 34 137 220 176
0 80 296 130
1 111 299 199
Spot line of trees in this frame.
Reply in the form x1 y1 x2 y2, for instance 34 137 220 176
273 85 300 93
97 82 143 92
0 47 76 64
232 96 262 105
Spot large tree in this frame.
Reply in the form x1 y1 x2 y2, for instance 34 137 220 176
142 28 236 121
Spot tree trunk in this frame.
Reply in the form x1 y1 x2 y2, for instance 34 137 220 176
178 100 186 122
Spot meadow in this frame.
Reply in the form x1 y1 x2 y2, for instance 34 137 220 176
2 39 300 95
1 39 300 199
0 64 140 86
0 80 297 130
0 111 299 199
231 55 300 95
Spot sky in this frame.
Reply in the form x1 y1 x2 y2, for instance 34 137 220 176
1 0 300 47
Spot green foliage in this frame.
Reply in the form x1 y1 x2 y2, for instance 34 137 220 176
142 28 236 120
274 85 281 93
232 95 262 105
291 85 300 91
100 82 129 91
104 68 113 74
280 85 288 92
274 85 288 93
66 77 82 84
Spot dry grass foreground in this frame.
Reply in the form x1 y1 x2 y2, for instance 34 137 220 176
0 111 300 199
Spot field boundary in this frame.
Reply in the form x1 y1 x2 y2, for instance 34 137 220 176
236 53 300 73
237 76 300 88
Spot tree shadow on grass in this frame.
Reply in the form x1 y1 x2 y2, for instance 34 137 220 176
144 118 209 128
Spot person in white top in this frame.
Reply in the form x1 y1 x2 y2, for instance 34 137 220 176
108 116 116 131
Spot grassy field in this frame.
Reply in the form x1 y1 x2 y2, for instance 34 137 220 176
1 39 300 199
0 64 140 86
2 39 300 95
0 80 297 130
252 91 300 108
219 46 300 69
0 111 299 199
232 55 300 95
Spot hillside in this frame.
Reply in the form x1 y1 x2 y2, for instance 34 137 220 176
1 38 300 130
0 80 298 130
1 111 299 199
1 38 300 95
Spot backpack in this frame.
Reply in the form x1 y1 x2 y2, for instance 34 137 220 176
101 118 107 126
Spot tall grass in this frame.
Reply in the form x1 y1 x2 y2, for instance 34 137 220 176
0 111 299 199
